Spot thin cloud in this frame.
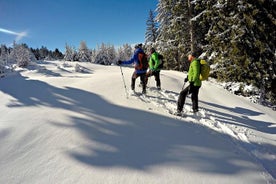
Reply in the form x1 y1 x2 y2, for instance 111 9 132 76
0 27 28 42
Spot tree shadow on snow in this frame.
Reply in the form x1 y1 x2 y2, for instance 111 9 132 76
51 95 263 175
200 101 276 134
45 90 266 176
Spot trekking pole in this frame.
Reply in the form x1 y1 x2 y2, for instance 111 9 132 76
147 71 152 87
119 65 129 98
182 76 188 90
181 81 186 91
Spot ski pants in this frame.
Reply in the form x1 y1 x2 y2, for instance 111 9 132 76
131 72 146 91
177 83 201 112
146 70 161 88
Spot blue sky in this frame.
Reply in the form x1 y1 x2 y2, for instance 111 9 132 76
0 0 158 52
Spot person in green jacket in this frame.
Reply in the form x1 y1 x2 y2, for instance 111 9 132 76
176 53 201 115
145 48 161 90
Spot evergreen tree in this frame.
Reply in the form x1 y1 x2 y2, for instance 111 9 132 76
77 41 91 62
39 46 49 60
206 0 276 103
64 44 76 61
155 0 174 43
171 0 190 71
30 48 40 60
153 0 275 104
107 45 117 64
192 0 215 56
94 43 115 65
0 45 9 74
9 43 36 67
117 44 132 61
145 9 158 44
90 49 97 63
156 0 181 70
52 48 64 60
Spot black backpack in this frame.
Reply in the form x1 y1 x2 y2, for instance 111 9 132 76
157 53 164 69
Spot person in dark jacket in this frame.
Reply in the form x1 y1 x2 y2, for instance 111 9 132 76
145 47 161 90
176 53 201 115
118 44 148 94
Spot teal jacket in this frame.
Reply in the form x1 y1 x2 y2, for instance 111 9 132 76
188 59 201 86
149 52 161 71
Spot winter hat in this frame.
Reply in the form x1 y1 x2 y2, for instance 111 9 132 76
135 43 143 49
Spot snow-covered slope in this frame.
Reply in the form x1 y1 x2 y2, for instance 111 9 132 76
0 61 275 184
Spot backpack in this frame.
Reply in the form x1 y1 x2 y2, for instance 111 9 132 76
157 54 164 69
137 52 149 70
199 59 210 81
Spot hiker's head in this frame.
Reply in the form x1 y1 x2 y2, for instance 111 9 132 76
135 43 143 49
188 54 195 62
150 47 155 54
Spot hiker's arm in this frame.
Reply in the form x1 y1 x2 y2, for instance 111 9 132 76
149 53 159 70
192 60 200 81
122 54 136 65
153 54 160 70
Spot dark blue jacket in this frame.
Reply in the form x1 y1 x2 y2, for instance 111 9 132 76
121 48 147 74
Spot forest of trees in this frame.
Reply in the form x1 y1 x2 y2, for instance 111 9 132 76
0 42 64 70
145 0 275 105
0 0 275 104
0 41 133 69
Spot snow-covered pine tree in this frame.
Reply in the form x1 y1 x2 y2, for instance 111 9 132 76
0 45 9 74
123 44 133 60
155 0 182 71
64 44 77 61
107 45 116 64
174 0 191 70
117 47 124 62
94 43 116 65
145 9 158 44
9 43 36 67
90 49 97 63
117 44 132 61
77 41 91 62
206 0 275 104
192 0 216 56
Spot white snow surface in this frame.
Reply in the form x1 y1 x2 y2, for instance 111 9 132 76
0 60 275 184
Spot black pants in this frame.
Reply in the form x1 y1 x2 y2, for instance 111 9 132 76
131 72 146 92
177 84 200 112
146 70 161 87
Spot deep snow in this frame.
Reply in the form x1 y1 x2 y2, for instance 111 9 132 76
0 60 275 184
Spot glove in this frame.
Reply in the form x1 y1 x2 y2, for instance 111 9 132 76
184 77 188 82
117 60 122 65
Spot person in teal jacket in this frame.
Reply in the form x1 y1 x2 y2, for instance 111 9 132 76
176 53 201 115
145 48 161 90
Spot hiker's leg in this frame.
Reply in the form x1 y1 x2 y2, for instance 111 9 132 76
131 72 137 90
145 70 152 86
154 71 161 88
140 73 147 93
191 86 200 112
177 85 190 112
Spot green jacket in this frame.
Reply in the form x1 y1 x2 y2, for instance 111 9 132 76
149 52 161 71
188 59 201 86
